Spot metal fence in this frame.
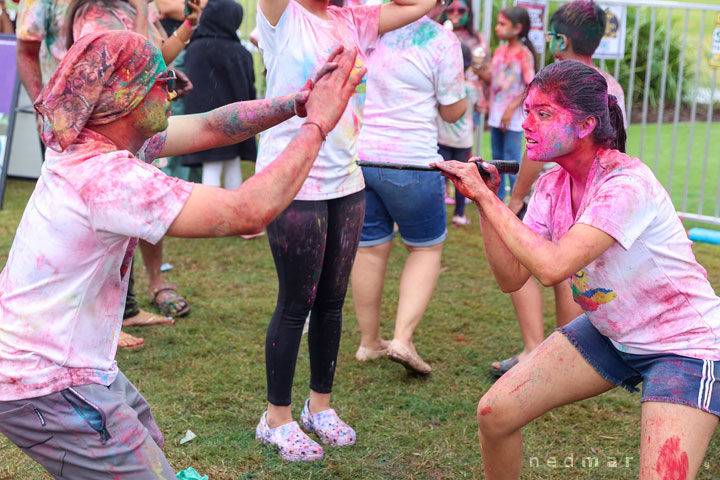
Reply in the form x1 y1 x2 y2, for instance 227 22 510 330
481 0 720 225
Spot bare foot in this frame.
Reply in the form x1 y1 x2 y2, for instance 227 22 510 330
118 331 144 350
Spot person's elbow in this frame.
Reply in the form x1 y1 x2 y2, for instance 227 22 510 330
16 39 41 59
439 98 466 123
418 0 436 15
535 264 570 288
498 277 528 294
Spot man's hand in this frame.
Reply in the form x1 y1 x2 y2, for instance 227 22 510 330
293 47 342 118
303 46 365 136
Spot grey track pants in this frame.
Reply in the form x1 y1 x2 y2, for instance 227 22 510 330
0 371 175 479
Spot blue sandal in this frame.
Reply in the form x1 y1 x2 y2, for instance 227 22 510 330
489 355 519 377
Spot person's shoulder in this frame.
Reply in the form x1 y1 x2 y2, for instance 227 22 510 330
597 148 654 185
595 68 623 92
519 44 534 60
597 148 640 172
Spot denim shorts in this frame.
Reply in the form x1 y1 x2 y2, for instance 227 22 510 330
359 165 447 247
559 315 720 417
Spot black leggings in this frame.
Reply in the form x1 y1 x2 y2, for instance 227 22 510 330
265 191 365 406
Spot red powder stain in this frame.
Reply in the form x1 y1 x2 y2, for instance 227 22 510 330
509 378 531 395
479 406 492 416
655 436 689 480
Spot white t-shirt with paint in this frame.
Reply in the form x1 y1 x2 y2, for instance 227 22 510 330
524 148 720 360
437 82 477 149
255 0 381 200
358 16 466 166
0 130 192 401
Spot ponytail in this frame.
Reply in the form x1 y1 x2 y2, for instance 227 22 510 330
521 37 538 73
607 95 626 153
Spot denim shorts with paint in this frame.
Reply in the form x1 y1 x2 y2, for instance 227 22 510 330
359 165 447 247
559 314 720 417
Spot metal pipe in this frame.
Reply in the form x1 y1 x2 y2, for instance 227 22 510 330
653 8 672 175
700 68 717 215
638 7 656 160
682 10 705 212
626 6 641 124
668 9 689 193
539 0 551 68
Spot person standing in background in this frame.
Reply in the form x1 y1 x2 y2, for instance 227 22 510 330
181 0 257 197
351 0 466 374
254 0 435 462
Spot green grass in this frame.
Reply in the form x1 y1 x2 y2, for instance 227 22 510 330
1 151 720 479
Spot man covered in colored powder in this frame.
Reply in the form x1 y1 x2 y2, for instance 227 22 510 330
0 30 364 479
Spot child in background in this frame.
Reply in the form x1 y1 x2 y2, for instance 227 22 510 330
477 6 535 200
437 43 476 226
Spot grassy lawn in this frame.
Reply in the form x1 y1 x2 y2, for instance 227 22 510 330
1 138 720 478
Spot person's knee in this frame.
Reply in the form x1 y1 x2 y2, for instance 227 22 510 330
477 395 514 440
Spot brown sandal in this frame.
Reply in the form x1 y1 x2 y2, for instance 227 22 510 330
150 283 190 317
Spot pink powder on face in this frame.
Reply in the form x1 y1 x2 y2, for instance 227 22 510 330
522 87 580 162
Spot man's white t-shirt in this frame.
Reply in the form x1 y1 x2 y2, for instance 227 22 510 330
255 0 381 200
0 130 192 401
358 16 466 166
524 148 720 360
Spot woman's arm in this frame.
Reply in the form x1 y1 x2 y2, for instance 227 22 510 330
499 94 523 131
165 46 365 238
258 0 289 27
161 0 201 64
378 0 436 34
434 160 616 291
438 98 467 123
159 47 339 157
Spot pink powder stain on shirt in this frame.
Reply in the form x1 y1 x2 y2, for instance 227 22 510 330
655 436 689 480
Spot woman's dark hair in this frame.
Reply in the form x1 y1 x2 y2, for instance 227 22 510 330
526 60 626 152
66 0 118 49
500 6 537 73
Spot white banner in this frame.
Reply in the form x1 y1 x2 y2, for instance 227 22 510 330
515 0 548 57
593 4 626 60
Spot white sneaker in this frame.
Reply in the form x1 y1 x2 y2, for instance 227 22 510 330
452 215 470 226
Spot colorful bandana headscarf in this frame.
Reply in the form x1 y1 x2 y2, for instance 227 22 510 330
35 30 166 152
